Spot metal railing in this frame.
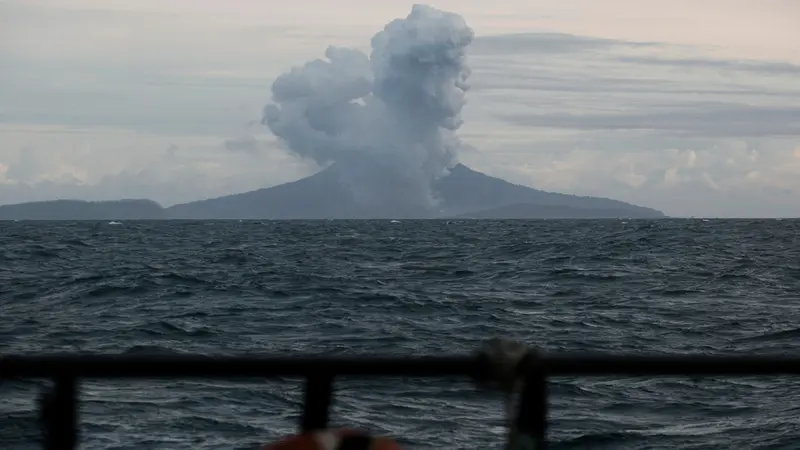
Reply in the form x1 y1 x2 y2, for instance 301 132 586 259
3 352 800 450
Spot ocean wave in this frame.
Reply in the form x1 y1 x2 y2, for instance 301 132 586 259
1 219 799 450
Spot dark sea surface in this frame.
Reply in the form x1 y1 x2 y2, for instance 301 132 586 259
2 219 800 450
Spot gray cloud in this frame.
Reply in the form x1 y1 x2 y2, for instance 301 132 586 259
468 32 800 104
470 32 659 56
496 104 800 138
471 32 800 78
471 70 800 98
223 136 264 155
4 147 44 182
615 56 800 76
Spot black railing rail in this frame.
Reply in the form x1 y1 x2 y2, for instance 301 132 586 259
3 352 800 450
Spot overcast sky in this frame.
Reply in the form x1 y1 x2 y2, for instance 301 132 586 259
1 0 799 217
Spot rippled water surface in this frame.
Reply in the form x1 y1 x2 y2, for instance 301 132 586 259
2 219 799 450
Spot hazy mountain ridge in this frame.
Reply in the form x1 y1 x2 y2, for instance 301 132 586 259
452 203 658 219
166 163 664 219
0 165 665 220
0 199 166 220
434 164 663 217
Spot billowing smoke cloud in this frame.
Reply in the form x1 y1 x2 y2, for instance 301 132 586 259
262 4 474 210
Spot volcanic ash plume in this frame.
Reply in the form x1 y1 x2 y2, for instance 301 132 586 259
262 4 474 210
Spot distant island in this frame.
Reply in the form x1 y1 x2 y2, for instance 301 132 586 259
0 199 167 221
0 164 665 220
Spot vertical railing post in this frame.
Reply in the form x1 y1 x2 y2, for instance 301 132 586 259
300 375 334 433
509 354 548 450
40 376 78 450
